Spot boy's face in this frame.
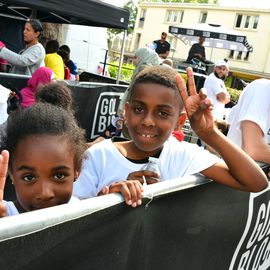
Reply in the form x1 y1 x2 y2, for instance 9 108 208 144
125 82 182 155
9 135 78 212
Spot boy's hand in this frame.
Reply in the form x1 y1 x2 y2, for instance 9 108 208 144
0 150 9 217
176 67 215 137
127 170 160 185
98 180 143 208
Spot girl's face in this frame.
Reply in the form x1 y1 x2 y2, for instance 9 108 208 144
9 135 78 212
125 83 181 157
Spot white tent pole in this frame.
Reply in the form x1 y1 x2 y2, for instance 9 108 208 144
116 30 127 84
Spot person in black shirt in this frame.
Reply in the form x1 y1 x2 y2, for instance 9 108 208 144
153 32 171 59
186 36 206 63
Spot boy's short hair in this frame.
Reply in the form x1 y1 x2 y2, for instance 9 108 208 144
130 65 184 112
59 45 71 54
46 40 60 54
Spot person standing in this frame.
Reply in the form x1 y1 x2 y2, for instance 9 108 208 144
186 36 206 63
203 60 230 121
59 45 79 81
0 19 45 76
45 40 65 80
227 79 270 164
153 32 171 59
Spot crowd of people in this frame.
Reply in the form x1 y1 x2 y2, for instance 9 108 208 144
0 23 269 218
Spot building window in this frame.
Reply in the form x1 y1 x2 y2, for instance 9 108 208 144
229 50 234 59
165 10 184 23
253 15 259 29
199 12 207 23
244 51 250 61
244 16 250 28
235 14 259 30
237 51 243 60
138 9 146 28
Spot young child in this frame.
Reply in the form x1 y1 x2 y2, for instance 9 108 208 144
73 66 268 207
0 103 86 216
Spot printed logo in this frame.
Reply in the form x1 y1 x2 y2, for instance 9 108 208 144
229 187 270 270
90 91 124 139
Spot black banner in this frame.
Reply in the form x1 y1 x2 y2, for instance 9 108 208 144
70 83 127 140
0 177 270 270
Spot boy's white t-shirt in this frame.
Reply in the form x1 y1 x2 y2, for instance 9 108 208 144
73 136 219 199
227 79 270 147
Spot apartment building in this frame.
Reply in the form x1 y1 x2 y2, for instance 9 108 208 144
131 2 270 78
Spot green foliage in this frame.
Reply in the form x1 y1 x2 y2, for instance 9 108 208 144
108 62 135 82
107 0 137 38
227 87 241 103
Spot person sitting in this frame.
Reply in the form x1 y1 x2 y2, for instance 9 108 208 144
59 45 79 81
0 19 45 75
45 40 65 80
103 115 123 139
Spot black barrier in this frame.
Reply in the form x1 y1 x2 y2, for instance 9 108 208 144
69 82 128 140
0 72 29 90
0 176 270 270
80 71 129 86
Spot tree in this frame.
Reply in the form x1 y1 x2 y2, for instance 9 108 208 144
107 0 137 47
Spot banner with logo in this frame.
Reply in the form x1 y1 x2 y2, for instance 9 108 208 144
0 177 270 270
70 84 127 140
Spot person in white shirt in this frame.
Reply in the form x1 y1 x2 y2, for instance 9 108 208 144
73 66 268 207
203 60 230 121
227 79 270 164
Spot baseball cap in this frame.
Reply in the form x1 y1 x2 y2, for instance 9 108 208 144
215 60 229 69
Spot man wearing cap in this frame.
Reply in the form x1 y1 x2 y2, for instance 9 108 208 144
203 60 230 121
227 79 270 165
153 32 171 59
0 19 45 75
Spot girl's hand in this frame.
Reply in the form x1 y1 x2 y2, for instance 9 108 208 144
0 150 9 217
98 180 143 208
176 67 215 137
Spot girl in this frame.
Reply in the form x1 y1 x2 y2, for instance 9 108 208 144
0 102 86 216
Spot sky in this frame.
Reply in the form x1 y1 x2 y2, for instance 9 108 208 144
101 0 270 9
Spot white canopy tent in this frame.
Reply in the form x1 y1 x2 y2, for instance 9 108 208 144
169 23 253 60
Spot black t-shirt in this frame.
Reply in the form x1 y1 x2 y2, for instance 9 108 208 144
154 40 171 54
187 43 206 62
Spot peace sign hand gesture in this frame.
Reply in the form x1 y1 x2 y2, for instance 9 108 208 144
0 150 9 217
176 67 215 139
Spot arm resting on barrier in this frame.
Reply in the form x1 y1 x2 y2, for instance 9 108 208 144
176 68 268 193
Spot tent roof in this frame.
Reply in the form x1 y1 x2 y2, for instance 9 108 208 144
0 0 129 29
169 23 253 52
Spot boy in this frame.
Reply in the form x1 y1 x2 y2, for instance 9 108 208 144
73 66 268 207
